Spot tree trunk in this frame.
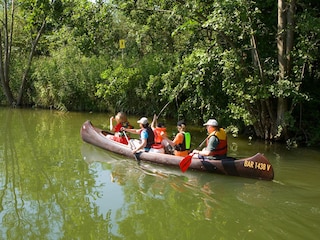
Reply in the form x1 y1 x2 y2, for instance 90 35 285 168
286 0 296 75
273 0 293 140
17 19 46 106
277 0 287 80
0 0 15 106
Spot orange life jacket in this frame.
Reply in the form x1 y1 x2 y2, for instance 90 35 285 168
153 127 167 144
207 128 227 156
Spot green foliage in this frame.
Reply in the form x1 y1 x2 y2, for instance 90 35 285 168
96 52 176 114
31 46 107 111
1 0 320 144
159 47 229 122
96 64 142 112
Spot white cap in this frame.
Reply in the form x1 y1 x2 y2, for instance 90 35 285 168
137 117 148 125
203 119 218 126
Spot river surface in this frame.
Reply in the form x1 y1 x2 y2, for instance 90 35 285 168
0 107 319 239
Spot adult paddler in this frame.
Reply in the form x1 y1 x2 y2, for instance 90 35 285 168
192 119 227 159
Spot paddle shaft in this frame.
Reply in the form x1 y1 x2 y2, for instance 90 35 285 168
179 136 208 172
123 131 133 149
198 137 207 149
122 131 139 161
157 101 171 118
157 86 184 118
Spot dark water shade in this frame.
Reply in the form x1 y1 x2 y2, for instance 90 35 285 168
0 107 319 240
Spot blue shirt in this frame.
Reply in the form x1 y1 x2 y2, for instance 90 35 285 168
140 129 150 151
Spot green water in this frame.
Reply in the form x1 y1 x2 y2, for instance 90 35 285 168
0 107 319 239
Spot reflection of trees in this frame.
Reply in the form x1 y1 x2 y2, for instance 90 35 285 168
82 142 236 239
0 109 113 239
109 164 219 239
1 108 290 239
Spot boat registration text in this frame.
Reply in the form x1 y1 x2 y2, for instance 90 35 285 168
244 160 272 171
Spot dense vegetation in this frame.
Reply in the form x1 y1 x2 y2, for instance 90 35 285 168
0 0 319 146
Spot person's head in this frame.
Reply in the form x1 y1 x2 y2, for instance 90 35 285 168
157 122 165 128
137 117 149 128
177 120 186 132
115 112 127 123
203 119 219 133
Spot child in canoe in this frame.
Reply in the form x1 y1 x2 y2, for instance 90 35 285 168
150 114 172 154
107 112 132 144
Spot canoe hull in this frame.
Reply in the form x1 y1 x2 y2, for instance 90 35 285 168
80 120 274 181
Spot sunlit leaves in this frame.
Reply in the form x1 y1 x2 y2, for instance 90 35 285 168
1 0 319 142
19 0 53 33
97 65 139 110
228 102 253 125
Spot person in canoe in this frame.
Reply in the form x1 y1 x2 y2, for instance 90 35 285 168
107 112 132 144
122 117 155 153
150 114 172 154
161 120 191 157
192 119 227 159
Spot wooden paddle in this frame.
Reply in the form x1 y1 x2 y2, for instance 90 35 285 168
179 137 208 172
123 131 139 161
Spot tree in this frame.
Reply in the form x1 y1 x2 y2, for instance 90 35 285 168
137 0 314 141
0 0 61 106
92 0 319 142
274 0 295 139
0 0 16 105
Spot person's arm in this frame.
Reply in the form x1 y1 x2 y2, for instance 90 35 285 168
193 148 210 156
109 116 115 131
133 138 147 153
151 114 157 130
193 136 218 156
162 132 182 147
122 127 140 135
132 130 148 153
161 134 175 146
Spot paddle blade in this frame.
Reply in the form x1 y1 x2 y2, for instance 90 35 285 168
179 154 194 172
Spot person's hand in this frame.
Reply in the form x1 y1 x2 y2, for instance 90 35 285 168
132 149 137 154
120 127 126 131
192 149 200 154
153 114 157 120
110 116 114 121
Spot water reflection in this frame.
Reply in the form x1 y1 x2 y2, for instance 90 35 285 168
1 108 320 239
0 109 113 239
